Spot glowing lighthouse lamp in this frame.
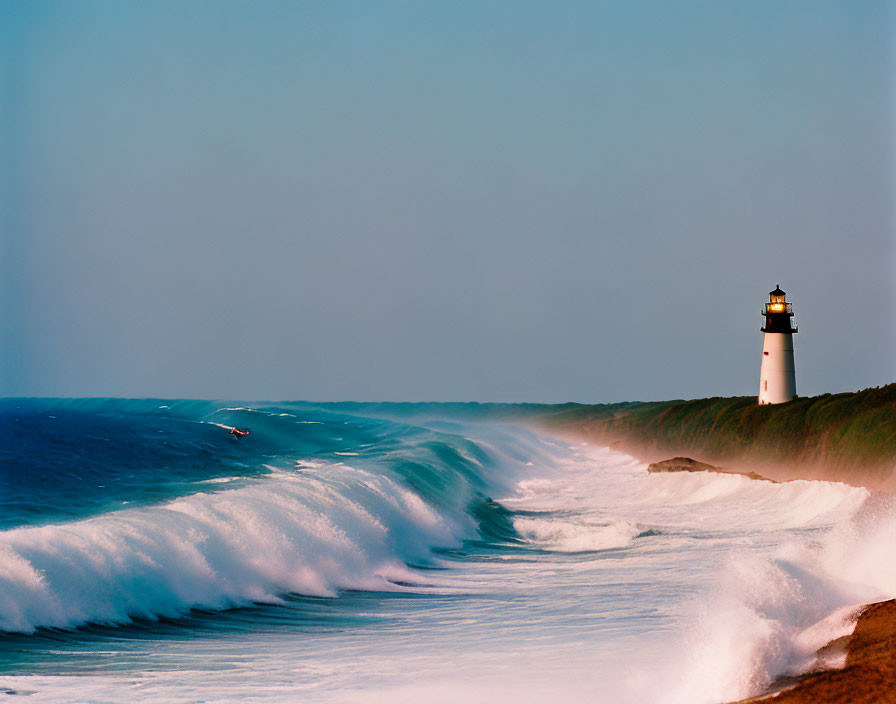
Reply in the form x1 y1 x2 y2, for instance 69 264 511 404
758 285 798 405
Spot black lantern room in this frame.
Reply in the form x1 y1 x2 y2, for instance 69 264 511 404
761 285 798 334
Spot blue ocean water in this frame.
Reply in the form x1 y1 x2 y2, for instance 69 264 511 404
0 399 893 703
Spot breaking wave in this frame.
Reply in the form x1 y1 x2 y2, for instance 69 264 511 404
0 400 534 633
0 466 465 632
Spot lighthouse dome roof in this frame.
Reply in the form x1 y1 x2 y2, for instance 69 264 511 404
770 285 785 296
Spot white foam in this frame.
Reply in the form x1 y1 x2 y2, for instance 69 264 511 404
513 517 641 552
498 444 879 704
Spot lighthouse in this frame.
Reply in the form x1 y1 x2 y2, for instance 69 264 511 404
758 285 797 405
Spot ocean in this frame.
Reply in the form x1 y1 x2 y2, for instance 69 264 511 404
1 399 894 703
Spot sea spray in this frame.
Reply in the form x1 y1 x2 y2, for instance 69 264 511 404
666 490 896 703
498 444 874 704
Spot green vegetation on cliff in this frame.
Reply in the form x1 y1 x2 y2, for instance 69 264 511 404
535 384 896 487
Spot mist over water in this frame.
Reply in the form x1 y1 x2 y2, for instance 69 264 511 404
0 399 892 703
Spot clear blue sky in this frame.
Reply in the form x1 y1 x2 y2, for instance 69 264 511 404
2 1 893 401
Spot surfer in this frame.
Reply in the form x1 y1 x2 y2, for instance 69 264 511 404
230 427 250 438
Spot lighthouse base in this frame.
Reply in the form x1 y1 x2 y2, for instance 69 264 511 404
759 332 796 404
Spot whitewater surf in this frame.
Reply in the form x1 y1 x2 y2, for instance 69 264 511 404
1 399 893 703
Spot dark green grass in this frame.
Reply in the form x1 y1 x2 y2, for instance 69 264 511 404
537 384 896 474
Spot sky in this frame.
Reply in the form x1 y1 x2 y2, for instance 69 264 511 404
2 0 894 402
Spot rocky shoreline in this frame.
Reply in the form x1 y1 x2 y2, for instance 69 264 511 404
646 456 777 483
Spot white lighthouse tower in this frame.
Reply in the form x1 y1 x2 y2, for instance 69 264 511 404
758 285 797 404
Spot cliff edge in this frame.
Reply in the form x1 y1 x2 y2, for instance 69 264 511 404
535 384 896 491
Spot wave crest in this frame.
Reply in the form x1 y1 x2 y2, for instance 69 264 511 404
0 466 466 633
513 517 641 552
